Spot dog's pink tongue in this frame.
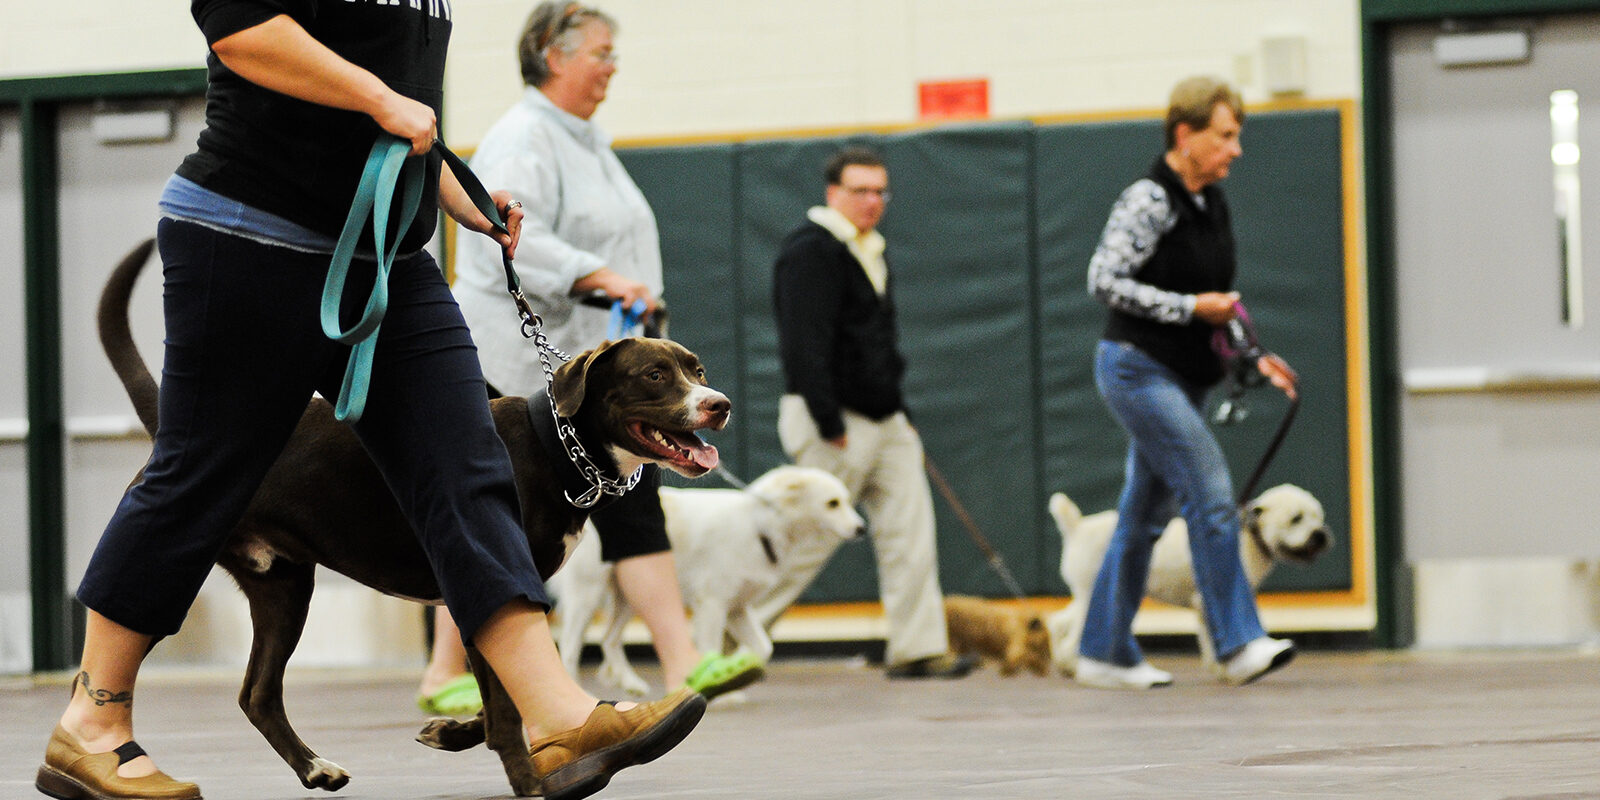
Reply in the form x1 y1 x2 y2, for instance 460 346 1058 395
662 429 719 470
688 440 719 470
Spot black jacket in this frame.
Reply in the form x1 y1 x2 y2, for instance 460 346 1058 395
1101 157 1236 386
772 220 907 440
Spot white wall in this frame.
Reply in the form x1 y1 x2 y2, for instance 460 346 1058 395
7 1 1361 141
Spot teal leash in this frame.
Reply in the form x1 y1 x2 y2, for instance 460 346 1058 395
321 134 423 422
322 134 519 423
322 134 639 502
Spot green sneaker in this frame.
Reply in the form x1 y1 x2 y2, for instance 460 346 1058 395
683 651 765 700
417 673 483 716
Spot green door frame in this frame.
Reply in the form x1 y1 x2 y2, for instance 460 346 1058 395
1360 0 1600 646
0 68 207 671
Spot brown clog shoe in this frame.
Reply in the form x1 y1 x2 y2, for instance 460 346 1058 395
528 687 706 800
35 724 201 800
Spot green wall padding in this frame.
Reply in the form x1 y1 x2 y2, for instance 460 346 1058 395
620 144 747 476
618 107 1352 602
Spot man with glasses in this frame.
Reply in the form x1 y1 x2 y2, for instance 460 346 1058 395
757 146 977 680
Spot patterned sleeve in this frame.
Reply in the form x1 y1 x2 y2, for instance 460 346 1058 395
1085 178 1194 324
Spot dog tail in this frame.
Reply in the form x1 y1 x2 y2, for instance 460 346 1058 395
99 239 159 435
1047 492 1081 539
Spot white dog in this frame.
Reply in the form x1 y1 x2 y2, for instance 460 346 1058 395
550 465 865 695
1045 483 1331 676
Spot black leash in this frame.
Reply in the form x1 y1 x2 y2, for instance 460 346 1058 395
924 457 1027 599
1211 301 1301 505
1234 392 1300 505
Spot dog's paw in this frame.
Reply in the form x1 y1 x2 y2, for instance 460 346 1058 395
300 757 350 791
508 771 542 797
416 716 486 751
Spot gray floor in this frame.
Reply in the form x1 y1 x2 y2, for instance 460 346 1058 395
5 647 1600 800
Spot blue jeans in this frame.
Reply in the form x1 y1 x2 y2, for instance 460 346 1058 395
1077 340 1265 666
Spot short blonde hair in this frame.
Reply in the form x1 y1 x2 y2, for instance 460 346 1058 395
1164 76 1243 150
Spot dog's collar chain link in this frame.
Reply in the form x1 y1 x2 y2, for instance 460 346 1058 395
521 308 642 508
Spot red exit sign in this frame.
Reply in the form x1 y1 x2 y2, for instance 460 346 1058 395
918 78 990 120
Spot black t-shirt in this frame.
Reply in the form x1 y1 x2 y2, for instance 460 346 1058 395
178 0 450 253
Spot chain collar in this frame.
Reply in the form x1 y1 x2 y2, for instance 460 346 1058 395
518 296 642 508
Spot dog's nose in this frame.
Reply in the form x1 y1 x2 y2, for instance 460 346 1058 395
700 393 731 418
1308 528 1331 552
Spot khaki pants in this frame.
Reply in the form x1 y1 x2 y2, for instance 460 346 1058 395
752 394 950 665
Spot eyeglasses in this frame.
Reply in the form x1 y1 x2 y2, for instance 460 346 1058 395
589 49 618 65
843 186 891 202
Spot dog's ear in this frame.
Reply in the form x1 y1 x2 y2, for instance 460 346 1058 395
551 339 625 418
780 477 809 502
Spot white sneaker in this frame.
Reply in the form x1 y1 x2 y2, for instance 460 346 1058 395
1074 658 1174 690
1221 637 1295 685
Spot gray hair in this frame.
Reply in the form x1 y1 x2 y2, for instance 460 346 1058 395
518 3 618 87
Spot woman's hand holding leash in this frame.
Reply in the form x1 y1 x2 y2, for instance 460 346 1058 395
436 167 525 260
572 267 658 320
1194 291 1241 325
487 194 524 260
1257 353 1298 400
371 93 437 156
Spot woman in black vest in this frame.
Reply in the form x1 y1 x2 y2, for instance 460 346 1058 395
1075 77 1298 690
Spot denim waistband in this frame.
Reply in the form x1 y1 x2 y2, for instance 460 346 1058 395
158 174 344 255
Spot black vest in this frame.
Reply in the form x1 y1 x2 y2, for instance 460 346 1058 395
1101 157 1235 387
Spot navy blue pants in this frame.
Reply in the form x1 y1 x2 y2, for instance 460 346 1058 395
77 219 548 641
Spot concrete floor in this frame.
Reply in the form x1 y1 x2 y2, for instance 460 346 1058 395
5 647 1599 800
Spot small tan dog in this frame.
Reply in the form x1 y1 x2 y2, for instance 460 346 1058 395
1046 484 1332 677
944 596 1052 676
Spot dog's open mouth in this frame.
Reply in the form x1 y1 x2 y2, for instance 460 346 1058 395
628 420 719 475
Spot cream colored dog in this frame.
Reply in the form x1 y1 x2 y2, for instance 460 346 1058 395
550 465 865 695
1046 483 1331 675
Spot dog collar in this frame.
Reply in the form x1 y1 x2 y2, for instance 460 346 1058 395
714 467 780 565
527 388 636 510
1244 517 1273 562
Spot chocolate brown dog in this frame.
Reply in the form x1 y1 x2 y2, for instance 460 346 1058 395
98 240 729 796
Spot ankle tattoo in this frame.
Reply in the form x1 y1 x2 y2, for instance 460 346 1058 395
77 671 132 707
